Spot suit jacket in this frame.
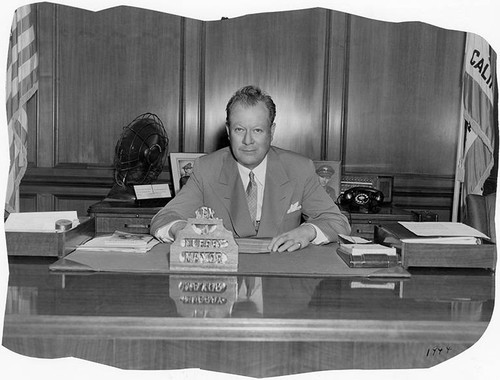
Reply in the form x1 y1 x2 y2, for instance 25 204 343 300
150 146 351 241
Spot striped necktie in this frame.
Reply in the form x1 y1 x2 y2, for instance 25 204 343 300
246 171 258 228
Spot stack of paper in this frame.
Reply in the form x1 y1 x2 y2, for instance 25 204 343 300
338 234 372 244
398 222 489 244
235 238 272 253
339 244 397 255
77 231 160 253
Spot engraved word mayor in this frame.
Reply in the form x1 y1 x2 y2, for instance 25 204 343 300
170 207 239 272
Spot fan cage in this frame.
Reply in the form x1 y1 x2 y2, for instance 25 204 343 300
114 112 169 187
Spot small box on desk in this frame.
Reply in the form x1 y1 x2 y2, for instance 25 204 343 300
5 217 95 258
337 244 400 268
374 223 496 270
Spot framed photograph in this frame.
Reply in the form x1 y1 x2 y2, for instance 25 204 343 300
313 160 342 203
170 152 206 195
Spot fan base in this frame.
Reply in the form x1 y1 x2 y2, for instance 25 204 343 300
106 184 137 201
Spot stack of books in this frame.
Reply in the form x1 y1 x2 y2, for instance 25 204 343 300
337 243 399 268
77 230 160 253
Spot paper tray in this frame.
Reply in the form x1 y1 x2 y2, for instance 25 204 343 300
400 241 496 269
5 217 95 257
374 224 496 269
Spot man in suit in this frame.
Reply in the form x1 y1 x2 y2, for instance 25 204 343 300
150 85 350 252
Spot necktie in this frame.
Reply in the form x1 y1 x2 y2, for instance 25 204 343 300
244 276 255 298
246 171 258 228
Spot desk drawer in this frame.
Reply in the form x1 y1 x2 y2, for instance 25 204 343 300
351 223 377 239
96 216 152 234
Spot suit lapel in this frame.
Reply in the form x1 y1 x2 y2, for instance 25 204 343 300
214 152 256 237
257 148 293 237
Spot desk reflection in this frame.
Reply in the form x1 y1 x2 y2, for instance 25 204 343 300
170 275 266 318
2 258 495 375
4 258 494 323
169 275 238 318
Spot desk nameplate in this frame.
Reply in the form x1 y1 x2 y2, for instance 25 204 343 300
170 207 239 272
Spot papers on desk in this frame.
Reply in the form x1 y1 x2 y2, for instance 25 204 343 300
4 211 79 232
400 236 482 245
77 231 160 253
398 222 489 244
339 243 397 255
338 234 372 244
104 230 156 246
235 238 272 253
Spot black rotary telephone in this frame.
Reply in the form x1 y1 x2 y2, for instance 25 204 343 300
339 186 384 213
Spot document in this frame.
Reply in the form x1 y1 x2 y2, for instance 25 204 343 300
134 184 171 199
104 230 155 246
338 234 372 244
77 231 159 253
4 211 79 232
339 243 397 255
398 221 490 241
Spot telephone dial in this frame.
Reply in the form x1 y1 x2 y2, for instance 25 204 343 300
339 186 384 213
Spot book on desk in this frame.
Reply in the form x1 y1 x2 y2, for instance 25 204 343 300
337 243 399 268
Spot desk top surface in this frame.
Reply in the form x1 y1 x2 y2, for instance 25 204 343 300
4 256 494 323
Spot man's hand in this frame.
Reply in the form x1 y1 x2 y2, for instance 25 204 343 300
170 220 188 240
155 220 187 242
267 224 317 253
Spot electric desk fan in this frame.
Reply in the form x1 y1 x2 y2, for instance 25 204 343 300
107 112 169 201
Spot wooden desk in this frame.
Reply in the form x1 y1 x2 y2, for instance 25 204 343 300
88 199 168 234
88 200 417 239
2 256 494 377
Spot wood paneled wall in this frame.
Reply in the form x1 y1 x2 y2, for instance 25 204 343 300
20 3 470 218
346 16 464 176
203 9 337 157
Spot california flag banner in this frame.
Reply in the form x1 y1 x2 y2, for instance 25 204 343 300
458 32 496 209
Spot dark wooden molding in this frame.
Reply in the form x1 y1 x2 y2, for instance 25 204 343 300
320 10 331 160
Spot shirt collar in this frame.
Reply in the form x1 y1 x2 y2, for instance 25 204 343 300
236 155 268 185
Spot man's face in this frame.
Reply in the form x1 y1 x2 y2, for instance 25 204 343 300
226 102 275 170
318 175 329 187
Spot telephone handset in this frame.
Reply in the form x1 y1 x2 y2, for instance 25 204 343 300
339 186 384 213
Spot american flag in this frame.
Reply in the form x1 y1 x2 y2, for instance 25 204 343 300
5 4 38 214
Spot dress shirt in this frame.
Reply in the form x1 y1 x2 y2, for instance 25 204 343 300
236 156 267 223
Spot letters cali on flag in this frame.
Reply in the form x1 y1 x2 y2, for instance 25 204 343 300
5 4 38 214
457 32 496 206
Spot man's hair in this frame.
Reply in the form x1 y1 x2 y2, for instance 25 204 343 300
225 85 276 125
